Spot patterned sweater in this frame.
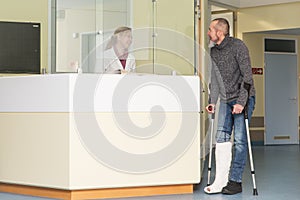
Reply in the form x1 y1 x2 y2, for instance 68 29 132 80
209 36 256 107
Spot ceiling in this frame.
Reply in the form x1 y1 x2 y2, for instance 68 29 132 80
210 0 300 8
210 0 300 35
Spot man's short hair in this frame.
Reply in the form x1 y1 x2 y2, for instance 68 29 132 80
212 18 230 36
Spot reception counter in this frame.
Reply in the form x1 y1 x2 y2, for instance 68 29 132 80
0 74 201 199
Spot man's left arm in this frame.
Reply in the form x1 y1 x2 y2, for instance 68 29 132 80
236 41 254 107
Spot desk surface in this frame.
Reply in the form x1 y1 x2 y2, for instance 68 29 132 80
0 73 200 112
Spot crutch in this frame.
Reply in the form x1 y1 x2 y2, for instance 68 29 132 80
244 83 258 196
207 105 215 186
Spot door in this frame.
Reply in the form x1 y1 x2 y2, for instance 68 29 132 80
265 53 299 145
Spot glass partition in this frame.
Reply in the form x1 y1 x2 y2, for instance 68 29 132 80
54 0 196 75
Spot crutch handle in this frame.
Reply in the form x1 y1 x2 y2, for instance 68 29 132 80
208 105 215 119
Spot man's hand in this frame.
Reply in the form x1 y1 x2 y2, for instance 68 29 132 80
232 104 244 114
206 104 215 113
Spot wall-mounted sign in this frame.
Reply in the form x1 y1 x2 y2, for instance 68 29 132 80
252 67 263 75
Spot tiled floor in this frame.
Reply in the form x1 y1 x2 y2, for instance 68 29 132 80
1 145 299 200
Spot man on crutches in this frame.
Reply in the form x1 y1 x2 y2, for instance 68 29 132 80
204 18 256 195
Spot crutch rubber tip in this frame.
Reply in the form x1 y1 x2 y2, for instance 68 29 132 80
207 183 210 186
253 188 258 196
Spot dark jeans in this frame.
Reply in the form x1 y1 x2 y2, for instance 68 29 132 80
216 96 255 182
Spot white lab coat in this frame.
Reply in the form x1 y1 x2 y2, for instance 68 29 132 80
102 48 136 73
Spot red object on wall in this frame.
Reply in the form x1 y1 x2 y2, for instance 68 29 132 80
252 68 263 75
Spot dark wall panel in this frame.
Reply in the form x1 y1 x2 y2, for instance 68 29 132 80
0 21 40 73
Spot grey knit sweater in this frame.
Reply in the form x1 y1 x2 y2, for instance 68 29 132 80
209 36 256 107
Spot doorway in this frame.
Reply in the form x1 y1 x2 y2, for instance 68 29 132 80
265 38 299 145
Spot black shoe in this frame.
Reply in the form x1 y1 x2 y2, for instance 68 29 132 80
221 180 242 195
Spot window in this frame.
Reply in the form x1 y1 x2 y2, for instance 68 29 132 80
265 38 296 53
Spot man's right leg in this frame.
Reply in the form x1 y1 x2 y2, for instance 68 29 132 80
204 141 232 194
222 96 256 195
204 102 233 194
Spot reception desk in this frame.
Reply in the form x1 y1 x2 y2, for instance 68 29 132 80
0 74 200 199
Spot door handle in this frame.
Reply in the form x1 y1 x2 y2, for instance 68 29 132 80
288 97 297 100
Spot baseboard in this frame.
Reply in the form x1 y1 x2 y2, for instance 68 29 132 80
0 183 193 200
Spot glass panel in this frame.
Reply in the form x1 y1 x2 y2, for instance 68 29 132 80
56 0 96 73
154 0 195 75
132 0 195 75
54 0 196 75
93 0 131 73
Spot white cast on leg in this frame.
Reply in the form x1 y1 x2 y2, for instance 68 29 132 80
204 141 232 194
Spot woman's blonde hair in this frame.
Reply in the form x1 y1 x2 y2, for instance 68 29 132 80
105 26 132 50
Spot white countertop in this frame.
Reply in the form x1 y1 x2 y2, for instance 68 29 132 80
0 73 200 112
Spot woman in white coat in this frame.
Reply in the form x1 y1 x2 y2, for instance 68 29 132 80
103 26 136 73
